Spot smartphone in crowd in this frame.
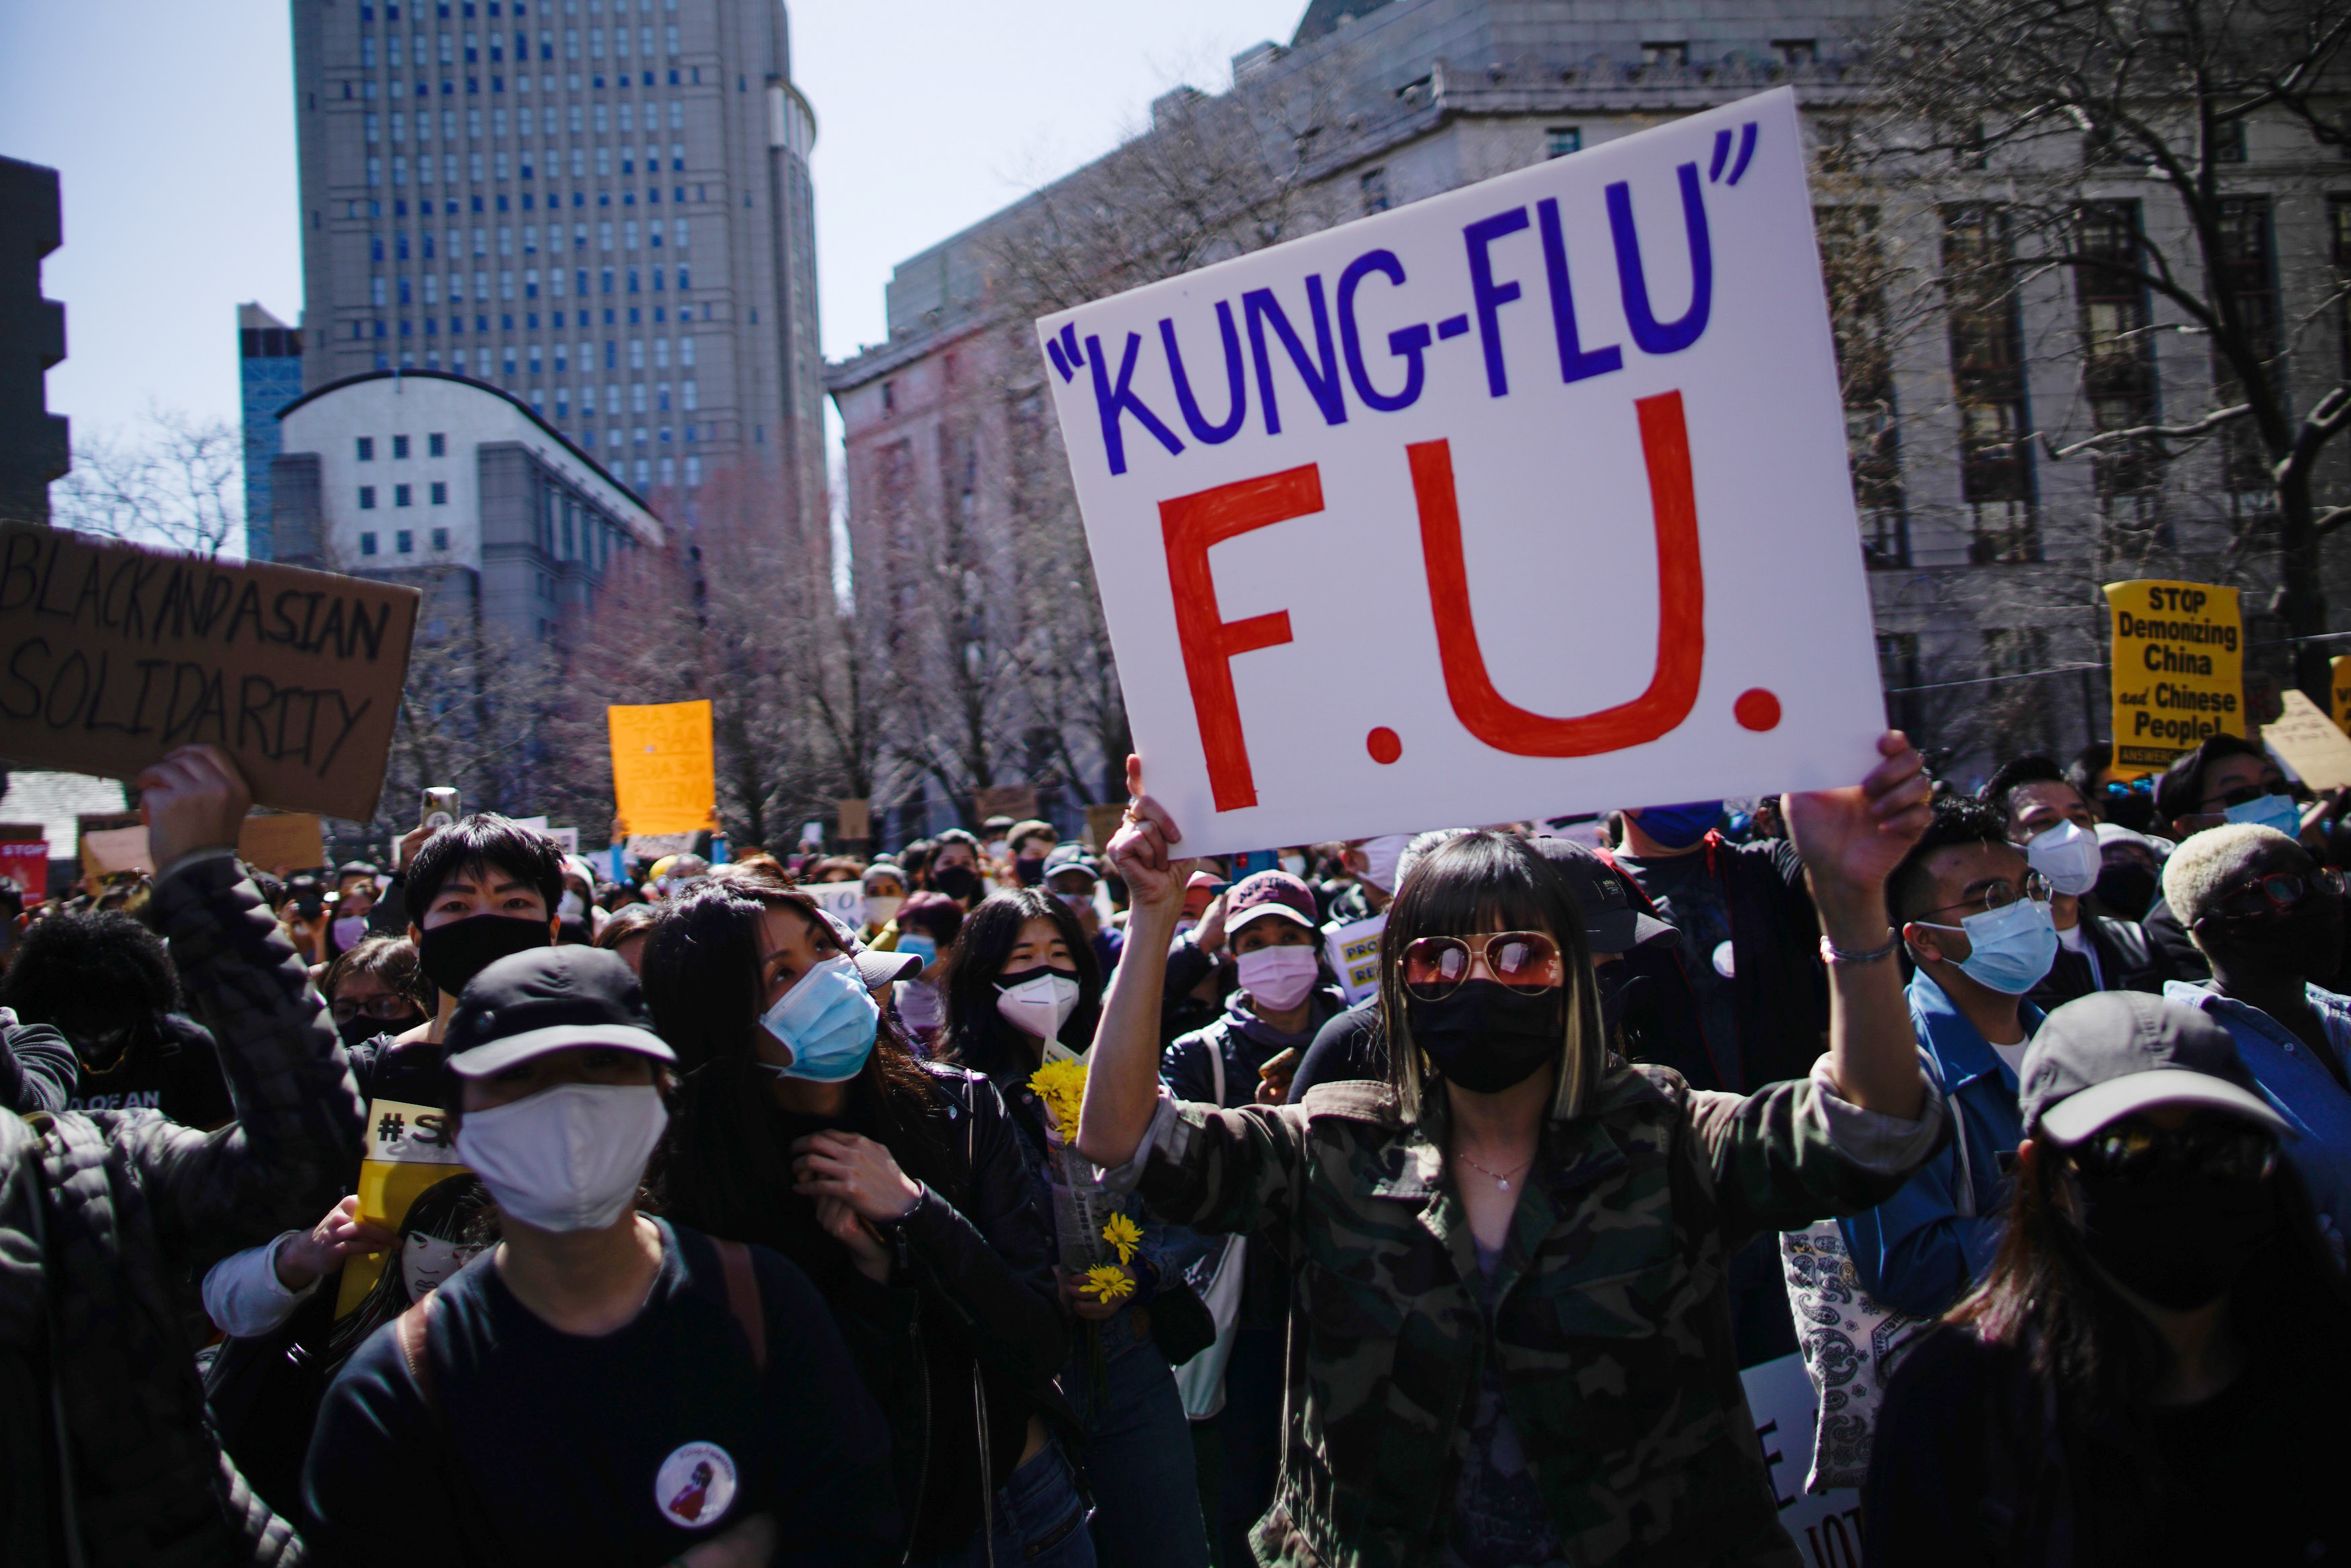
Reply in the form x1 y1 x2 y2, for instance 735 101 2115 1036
422 786 460 833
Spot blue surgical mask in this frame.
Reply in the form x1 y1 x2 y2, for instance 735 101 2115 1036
756 956 879 1082
1920 897 2059 996
1634 800 1723 851
2224 791 2302 839
897 933 938 968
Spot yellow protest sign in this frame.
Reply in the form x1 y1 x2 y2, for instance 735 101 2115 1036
608 700 716 837
2332 656 2351 735
2104 580 2242 780
335 1097 468 1316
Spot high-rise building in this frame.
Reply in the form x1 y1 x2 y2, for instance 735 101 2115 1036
0 156 69 528
238 303 305 559
287 0 826 562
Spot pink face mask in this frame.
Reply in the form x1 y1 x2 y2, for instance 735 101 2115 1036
1236 945 1320 1012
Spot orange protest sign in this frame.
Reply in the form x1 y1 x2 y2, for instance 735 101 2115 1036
607 700 716 837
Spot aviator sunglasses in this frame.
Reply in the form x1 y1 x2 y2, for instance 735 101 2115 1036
1402 931 1564 1000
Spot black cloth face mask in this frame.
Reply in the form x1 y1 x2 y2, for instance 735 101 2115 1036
418 913 553 999
931 865 981 903
1405 979 1566 1094
2092 863 2158 922
2077 1168 2278 1311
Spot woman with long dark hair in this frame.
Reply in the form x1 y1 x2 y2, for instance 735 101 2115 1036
1079 741 1948 1565
642 871 1085 1568
940 889 1210 1568
1867 990 2351 1563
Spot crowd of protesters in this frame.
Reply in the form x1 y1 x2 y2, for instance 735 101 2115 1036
3 728 2348 1566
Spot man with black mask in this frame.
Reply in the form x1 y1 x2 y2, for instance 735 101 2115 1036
347 813 567 1105
1610 798 1828 1091
2159 822 2351 1243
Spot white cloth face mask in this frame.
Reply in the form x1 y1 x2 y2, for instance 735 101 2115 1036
454 1081 668 1232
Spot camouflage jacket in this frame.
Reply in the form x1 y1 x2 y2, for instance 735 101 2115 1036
1116 1060 1943 1568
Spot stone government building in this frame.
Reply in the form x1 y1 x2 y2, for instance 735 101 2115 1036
829 0 2351 819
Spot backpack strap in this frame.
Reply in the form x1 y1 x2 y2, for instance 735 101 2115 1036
396 1291 440 1414
713 1238 766 1376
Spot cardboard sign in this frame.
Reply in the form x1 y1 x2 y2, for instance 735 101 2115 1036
237 811 325 875
2263 689 2351 792
2104 580 2242 780
608 700 715 837
1035 89 1885 856
1323 913 1386 1003
80 823 153 877
0 831 46 898
836 798 871 841
0 525 418 819
2332 656 2351 735
548 825 579 856
973 784 1038 823
1085 802 1128 852
337 1096 469 1315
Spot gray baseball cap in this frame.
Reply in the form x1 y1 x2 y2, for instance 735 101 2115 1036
2019 991 2293 1146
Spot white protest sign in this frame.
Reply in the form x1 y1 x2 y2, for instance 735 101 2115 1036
548 826 580 856
1323 913 1386 1003
805 880 869 929
1738 1352 1863 1567
1038 88 1883 858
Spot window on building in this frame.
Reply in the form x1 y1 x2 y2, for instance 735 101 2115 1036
2330 195 2351 377
1817 206 1908 567
397 529 415 553
1641 41 1688 68
2211 117 2248 163
1877 632 1924 741
359 486 379 509
393 483 412 507
1359 167 1390 214
432 526 451 551
431 480 449 504
392 433 411 458
1545 127 1581 159
361 531 380 555
1773 38 1817 66
1942 203 2039 561
2073 201 2166 536
2215 195 2280 516
429 431 447 455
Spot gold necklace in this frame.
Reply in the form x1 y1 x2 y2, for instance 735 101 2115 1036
1454 1148 1534 1193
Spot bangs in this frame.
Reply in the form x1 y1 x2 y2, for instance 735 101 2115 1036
1386 833 1585 954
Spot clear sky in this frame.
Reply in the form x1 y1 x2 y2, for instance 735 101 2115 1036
0 1 1307 450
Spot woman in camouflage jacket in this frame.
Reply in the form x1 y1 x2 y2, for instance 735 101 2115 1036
1077 737 1947 1568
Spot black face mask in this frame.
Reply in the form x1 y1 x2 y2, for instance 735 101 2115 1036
337 1011 418 1049
2078 1169 2278 1311
2092 863 2158 922
1405 979 1566 1094
1014 856 1047 888
932 864 981 903
1596 967 1652 1037
418 913 553 999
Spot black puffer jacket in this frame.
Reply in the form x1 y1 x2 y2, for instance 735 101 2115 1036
661 1055 1070 1557
0 852 364 1568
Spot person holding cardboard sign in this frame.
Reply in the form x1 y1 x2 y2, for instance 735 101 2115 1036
1077 737 1947 1567
0 743 365 1565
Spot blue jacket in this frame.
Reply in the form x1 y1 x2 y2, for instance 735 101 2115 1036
2164 980 2351 1243
1838 970 2037 1318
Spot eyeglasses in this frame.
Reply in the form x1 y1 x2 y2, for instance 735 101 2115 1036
330 995 423 1024
2199 780 2293 813
2068 1118 2277 1186
1401 931 1563 999
1917 869 2051 922
2199 867 2346 925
